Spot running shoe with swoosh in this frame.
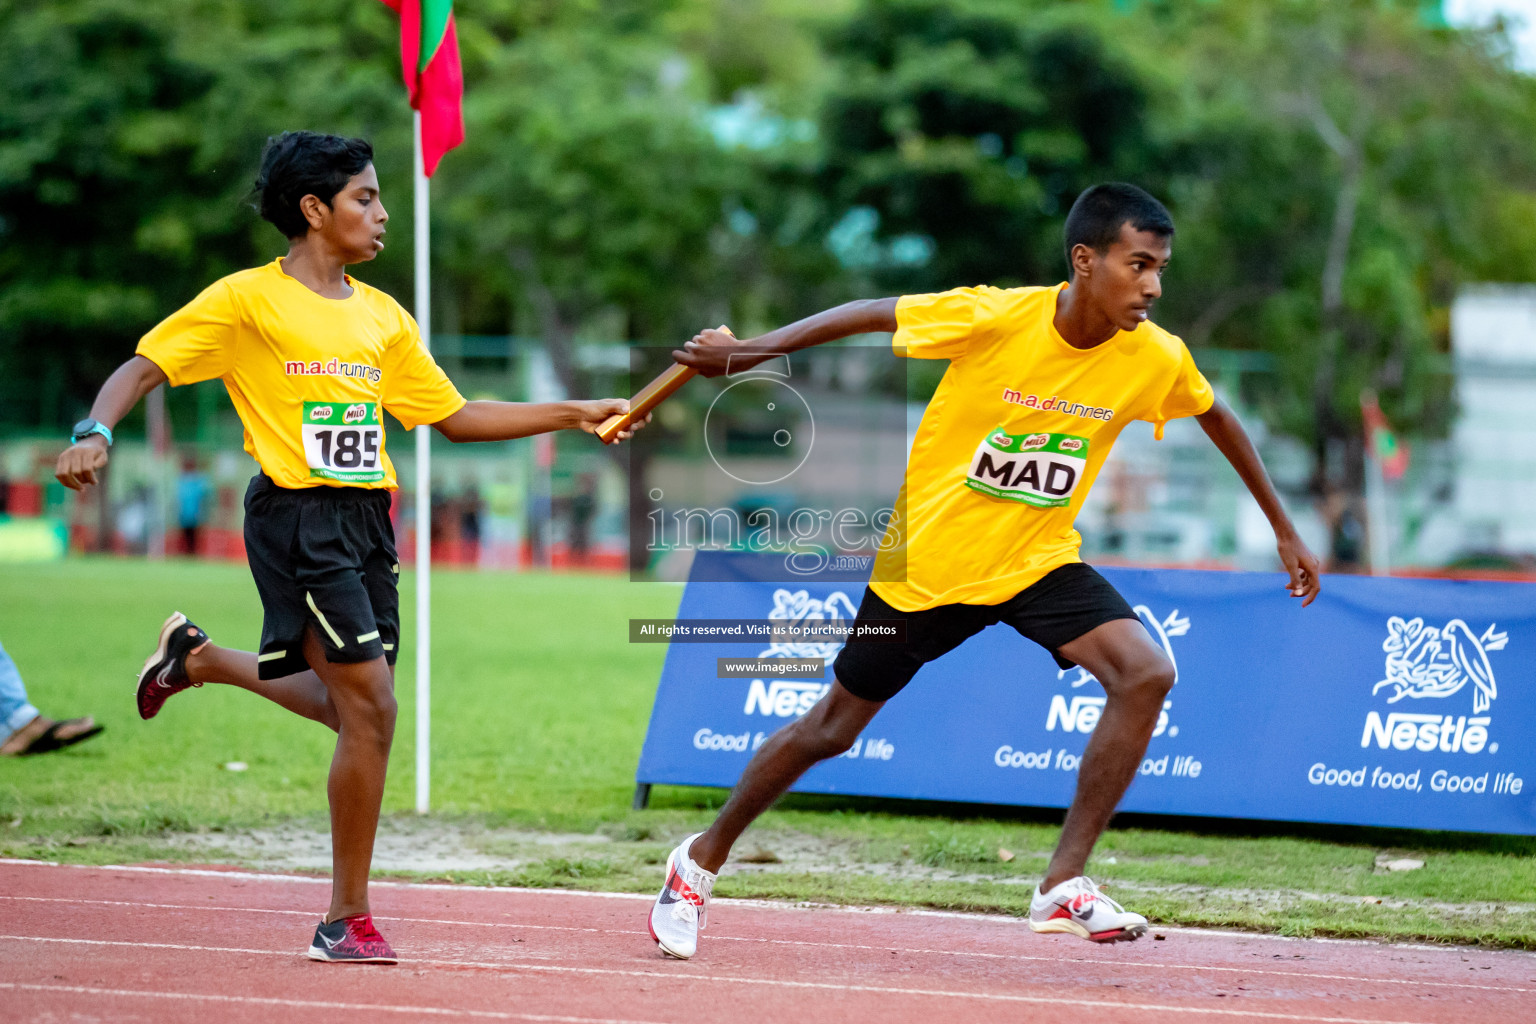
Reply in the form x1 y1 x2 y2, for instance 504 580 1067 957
135 612 209 720
648 832 716 959
1029 876 1148 943
307 913 399 964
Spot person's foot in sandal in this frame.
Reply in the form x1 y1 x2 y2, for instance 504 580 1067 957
0 715 105 756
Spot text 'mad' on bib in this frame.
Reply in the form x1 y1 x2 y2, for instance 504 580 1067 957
965 428 1089 508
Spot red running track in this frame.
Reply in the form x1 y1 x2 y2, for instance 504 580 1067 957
2 859 1533 1023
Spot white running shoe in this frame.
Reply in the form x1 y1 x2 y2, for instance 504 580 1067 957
1028 876 1148 943
648 832 717 960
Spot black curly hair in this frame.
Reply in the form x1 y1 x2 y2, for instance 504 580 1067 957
254 131 374 239
1063 183 1174 276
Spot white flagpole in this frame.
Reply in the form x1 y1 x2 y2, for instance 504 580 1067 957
413 110 433 814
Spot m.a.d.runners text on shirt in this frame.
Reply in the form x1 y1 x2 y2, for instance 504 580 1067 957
285 357 383 384
1001 387 1114 421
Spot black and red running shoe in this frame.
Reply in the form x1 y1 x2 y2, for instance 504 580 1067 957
307 913 399 964
135 612 209 720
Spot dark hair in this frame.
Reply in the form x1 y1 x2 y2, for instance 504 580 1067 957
254 131 374 239
1063 183 1174 274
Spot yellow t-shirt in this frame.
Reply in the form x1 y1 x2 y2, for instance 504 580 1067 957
869 283 1214 611
136 259 466 490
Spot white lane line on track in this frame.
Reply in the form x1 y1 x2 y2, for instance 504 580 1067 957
8 857 1530 958
0 859 649 899
0 934 1463 1024
0 982 673 1024
3 892 1530 997
6 858 1532 956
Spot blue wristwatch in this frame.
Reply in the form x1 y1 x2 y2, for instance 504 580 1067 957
71 418 113 446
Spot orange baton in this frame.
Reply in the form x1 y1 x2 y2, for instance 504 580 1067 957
596 328 731 443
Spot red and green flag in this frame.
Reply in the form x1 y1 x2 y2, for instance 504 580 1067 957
378 0 464 177
1361 391 1409 480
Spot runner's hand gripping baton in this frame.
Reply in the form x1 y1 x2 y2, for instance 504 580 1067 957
595 327 732 444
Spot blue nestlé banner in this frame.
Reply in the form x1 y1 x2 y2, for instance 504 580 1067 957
635 553 1536 834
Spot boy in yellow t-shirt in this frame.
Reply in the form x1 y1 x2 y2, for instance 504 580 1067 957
647 184 1323 959
55 132 644 964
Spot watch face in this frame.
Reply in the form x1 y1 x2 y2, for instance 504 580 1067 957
704 375 815 486
73 419 97 436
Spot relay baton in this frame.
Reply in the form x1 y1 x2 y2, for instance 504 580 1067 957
595 327 731 444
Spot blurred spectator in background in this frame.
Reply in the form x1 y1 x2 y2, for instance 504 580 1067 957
528 490 551 567
118 484 151 553
0 638 102 756
1323 485 1366 573
569 473 597 566
460 485 483 565
176 453 210 556
0 475 10 515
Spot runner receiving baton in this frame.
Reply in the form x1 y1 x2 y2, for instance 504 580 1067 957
647 183 1322 958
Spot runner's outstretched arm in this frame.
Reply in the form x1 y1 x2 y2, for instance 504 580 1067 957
433 398 644 443
1195 397 1322 605
673 298 899 378
55 355 169 490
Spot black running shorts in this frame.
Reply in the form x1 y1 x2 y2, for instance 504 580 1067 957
244 474 400 680
830 563 1138 703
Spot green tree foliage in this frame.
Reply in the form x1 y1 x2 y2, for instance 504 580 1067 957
0 0 414 427
1157 0 1536 468
816 0 1164 291
442 27 740 370
4 0 1536 555
438 0 852 357
428 4 839 570
809 0 1536 523
0 0 830 427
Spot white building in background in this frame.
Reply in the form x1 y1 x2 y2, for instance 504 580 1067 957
1426 285 1536 559
1068 285 1536 572
1069 408 1324 572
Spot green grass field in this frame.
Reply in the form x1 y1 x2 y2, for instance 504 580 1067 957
3 558 1534 948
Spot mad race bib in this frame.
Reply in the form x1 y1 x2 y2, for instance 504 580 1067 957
965 428 1089 507
301 401 385 483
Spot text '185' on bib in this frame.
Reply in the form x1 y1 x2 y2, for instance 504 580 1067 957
964 428 1088 507
301 401 385 484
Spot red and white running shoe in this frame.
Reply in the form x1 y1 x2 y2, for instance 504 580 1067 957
1029 876 1148 943
307 913 398 964
135 612 209 720
648 832 716 959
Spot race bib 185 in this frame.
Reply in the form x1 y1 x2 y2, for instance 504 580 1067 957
302 401 385 483
965 428 1089 507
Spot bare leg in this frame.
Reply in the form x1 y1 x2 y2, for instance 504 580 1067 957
690 680 882 873
299 627 396 923
185 629 395 920
1041 618 1175 891
185 643 339 731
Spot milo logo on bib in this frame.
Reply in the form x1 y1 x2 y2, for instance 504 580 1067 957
965 428 1089 507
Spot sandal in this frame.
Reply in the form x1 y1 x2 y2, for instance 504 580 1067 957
1 717 104 756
